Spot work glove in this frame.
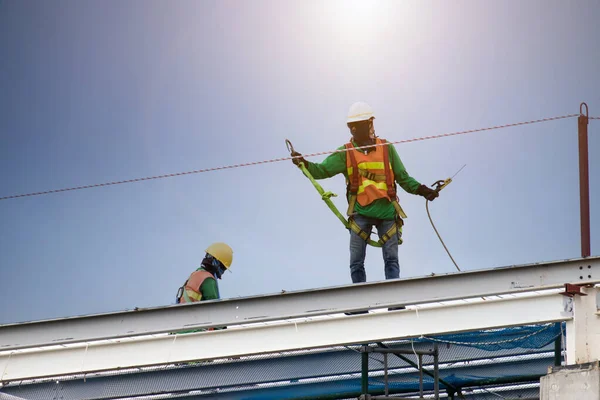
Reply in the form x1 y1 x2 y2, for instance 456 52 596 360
416 184 439 201
291 151 308 167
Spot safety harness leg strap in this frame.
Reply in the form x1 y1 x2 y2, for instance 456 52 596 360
348 218 371 241
380 223 399 244
380 217 404 245
348 216 404 245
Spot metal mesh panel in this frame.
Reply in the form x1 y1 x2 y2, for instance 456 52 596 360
1 323 562 400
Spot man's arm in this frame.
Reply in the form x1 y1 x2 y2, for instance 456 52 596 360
199 278 219 300
388 145 421 194
300 146 348 180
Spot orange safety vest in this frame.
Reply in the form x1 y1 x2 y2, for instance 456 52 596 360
178 269 215 304
345 138 407 219
345 138 395 205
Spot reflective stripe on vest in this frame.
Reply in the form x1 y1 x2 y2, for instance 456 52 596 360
345 138 394 207
179 269 215 304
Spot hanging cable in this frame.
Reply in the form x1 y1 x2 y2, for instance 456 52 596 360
426 165 467 272
0 113 579 201
427 200 461 272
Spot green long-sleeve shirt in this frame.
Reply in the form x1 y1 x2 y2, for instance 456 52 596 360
197 268 220 301
305 140 421 220
172 268 221 335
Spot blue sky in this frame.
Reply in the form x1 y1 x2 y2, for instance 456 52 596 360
0 0 598 324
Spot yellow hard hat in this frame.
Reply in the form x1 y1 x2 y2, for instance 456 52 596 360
205 242 233 269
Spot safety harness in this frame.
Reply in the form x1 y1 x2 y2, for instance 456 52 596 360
286 139 405 247
344 139 406 245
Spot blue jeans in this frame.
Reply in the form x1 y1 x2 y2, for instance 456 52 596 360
349 215 401 283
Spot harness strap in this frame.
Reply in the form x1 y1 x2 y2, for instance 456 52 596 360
347 196 357 217
380 217 404 245
348 216 404 245
381 139 396 199
348 217 371 242
391 200 408 219
379 224 396 244
345 143 360 193
358 169 387 181
345 142 360 217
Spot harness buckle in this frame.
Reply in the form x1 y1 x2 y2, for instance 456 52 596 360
175 286 184 304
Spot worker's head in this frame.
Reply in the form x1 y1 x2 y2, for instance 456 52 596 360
346 102 375 143
203 242 233 279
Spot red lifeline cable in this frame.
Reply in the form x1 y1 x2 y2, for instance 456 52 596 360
0 113 580 201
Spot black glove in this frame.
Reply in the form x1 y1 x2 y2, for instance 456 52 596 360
416 184 439 201
291 151 308 167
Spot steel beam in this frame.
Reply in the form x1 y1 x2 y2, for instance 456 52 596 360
153 368 544 400
0 257 597 351
173 387 541 400
0 339 556 400
0 293 568 382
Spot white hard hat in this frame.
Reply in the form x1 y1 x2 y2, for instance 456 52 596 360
346 101 375 123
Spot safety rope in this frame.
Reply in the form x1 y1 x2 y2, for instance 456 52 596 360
0 113 579 201
293 160 384 247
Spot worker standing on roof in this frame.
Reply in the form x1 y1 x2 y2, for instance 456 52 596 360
176 242 233 304
291 102 439 283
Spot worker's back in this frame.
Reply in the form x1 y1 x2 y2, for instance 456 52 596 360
177 268 219 303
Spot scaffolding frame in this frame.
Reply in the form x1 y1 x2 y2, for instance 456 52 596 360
359 344 440 400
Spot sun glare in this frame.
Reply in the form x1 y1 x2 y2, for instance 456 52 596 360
321 0 393 41
338 0 382 22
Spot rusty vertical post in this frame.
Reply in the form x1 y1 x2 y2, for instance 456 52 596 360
578 103 591 258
